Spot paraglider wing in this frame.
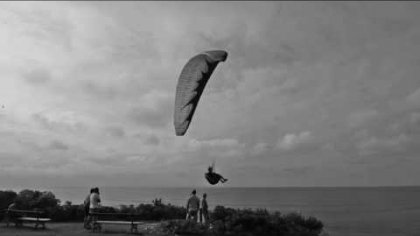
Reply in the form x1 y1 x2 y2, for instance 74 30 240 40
174 50 228 136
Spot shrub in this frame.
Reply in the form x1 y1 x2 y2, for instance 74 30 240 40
283 212 324 236
50 204 85 222
132 201 186 221
14 189 60 211
209 206 323 236
164 219 209 235
0 190 17 220
13 189 60 219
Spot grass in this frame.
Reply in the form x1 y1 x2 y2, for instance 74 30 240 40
0 222 165 236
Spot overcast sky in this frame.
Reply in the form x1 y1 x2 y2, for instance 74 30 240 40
1 2 420 188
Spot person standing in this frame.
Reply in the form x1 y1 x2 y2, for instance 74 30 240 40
200 193 209 225
83 188 93 229
186 189 200 222
87 187 101 229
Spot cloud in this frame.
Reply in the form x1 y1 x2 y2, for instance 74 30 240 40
166 137 248 161
188 138 243 149
105 126 125 138
0 152 26 168
251 142 271 155
276 131 313 151
82 81 118 100
128 106 170 128
282 166 313 175
144 135 160 146
406 87 420 107
48 140 69 150
133 133 161 146
410 112 420 125
2 2 420 187
187 138 245 157
356 133 410 156
22 67 52 85
126 90 172 128
32 110 92 133
347 109 378 128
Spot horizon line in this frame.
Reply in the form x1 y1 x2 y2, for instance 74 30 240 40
2 184 420 191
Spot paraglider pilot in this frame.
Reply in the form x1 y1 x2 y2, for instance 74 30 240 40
205 165 228 185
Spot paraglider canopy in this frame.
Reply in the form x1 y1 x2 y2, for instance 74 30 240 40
174 50 228 136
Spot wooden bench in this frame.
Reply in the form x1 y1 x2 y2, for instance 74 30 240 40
5 209 51 229
91 212 144 234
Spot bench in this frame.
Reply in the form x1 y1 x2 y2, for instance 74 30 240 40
90 212 144 234
5 209 51 229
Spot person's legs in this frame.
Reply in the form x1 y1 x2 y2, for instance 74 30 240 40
187 210 193 221
84 207 90 229
88 208 98 230
199 209 203 223
84 215 88 228
93 209 98 222
203 211 209 226
90 208 100 231
221 176 228 182
86 210 92 229
190 210 198 223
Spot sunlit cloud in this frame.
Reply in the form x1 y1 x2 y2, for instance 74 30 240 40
1 2 420 187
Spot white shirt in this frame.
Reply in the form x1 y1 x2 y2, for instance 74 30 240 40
89 192 101 209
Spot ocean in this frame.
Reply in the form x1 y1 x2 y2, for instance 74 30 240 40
25 186 420 236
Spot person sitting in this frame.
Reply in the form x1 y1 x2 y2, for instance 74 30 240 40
7 203 16 211
205 165 228 185
5 203 17 226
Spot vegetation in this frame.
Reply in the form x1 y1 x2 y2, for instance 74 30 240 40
0 190 185 222
0 189 324 236
0 190 17 220
164 206 323 236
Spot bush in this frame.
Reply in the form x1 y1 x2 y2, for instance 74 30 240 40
209 206 323 236
165 220 208 235
14 189 60 211
0 190 17 220
1 190 187 222
132 201 186 221
282 212 324 236
50 203 85 222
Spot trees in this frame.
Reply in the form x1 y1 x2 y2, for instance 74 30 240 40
14 189 60 210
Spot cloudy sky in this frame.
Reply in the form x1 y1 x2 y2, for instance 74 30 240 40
1 2 420 188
